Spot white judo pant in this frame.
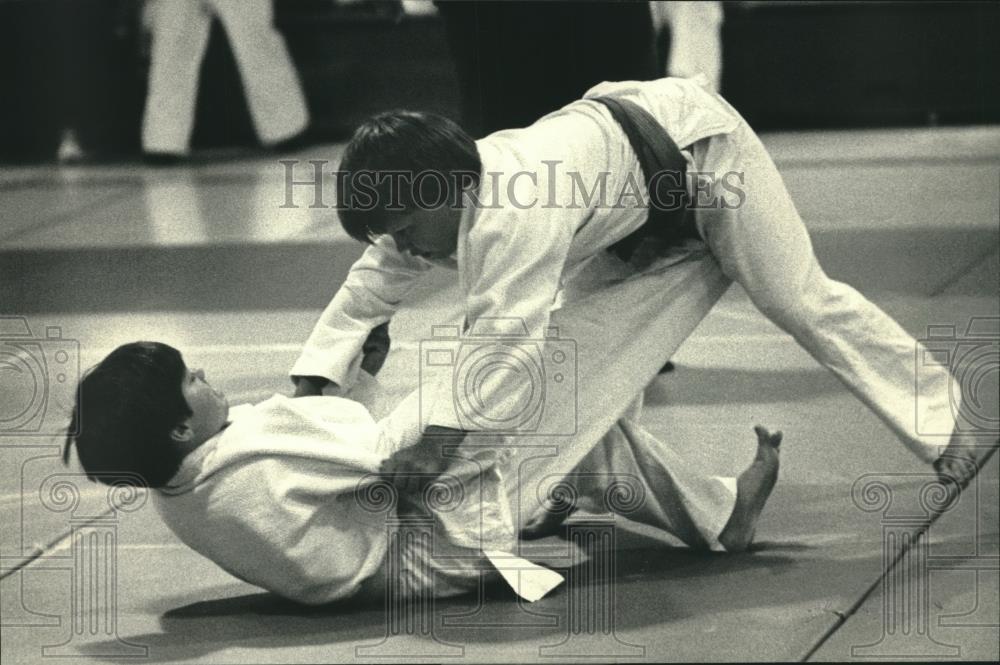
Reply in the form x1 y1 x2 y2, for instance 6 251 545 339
362 257 740 598
141 0 309 155
691 118 957 464
546 394 737 550
502 103 957 560
390 394 737 599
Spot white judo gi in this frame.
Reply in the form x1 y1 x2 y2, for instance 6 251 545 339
152 371 738 604
649 1 724 90
141 0 309 155
153 392 528 604
294 76 957 539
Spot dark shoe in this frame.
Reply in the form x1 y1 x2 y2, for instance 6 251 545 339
142 152 184 166
269 128 315 154
659 360 676 373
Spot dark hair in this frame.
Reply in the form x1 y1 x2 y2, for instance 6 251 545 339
337 110 481 244
63 342 192 488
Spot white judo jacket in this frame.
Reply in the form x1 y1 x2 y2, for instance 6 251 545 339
152 393 539 604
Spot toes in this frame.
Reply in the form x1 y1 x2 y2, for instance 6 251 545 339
754 425 782 449
934 438 1000 489
935 456 977 489
955 462 977 487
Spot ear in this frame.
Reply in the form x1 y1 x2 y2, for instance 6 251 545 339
169 420 193 444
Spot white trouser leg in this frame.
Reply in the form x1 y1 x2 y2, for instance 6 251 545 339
693 121 956 463
209 0 309 144
501 256 734 545
566 395 737 551
141 0 212 155
659 1 723 91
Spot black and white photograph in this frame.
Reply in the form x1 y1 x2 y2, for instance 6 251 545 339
1 0 998 662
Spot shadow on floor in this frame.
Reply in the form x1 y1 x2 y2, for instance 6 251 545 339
74 470 997 662
73 535 854 662
645 364 841 405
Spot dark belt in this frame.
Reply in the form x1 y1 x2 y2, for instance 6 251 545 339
590 95 700 264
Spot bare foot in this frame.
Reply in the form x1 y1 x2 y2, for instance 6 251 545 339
933 430 1000 503
520 496 577 540
718 426 782 553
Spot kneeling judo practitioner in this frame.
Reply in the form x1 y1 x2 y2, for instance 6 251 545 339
292 76 993 515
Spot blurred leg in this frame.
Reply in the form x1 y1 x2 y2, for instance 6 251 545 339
209 0 308 145
141 0 212 155
660 1 723 90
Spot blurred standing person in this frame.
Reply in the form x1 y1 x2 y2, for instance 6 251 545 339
141 0 309 161
650 1 723 91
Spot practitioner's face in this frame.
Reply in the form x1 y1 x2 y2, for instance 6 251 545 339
384 206 461 260
170 366 230 454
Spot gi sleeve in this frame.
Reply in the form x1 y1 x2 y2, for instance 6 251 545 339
291 235 433 389
423 174 577 432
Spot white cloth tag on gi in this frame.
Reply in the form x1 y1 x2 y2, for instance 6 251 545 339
483 550 564 602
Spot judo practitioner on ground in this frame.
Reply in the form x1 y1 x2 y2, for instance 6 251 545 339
63 339 781 604
292 75 991 517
